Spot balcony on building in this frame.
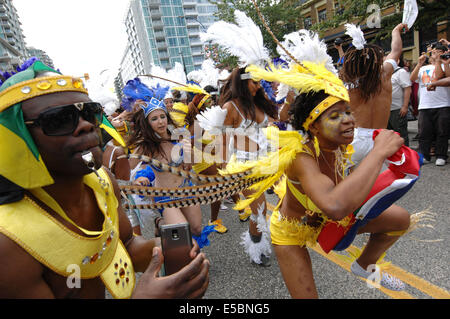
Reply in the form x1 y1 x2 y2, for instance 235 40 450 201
152 20 164 29
148 0 160 8
151 10 162 19
157 41 167 49
183 0 196 7
184 9 197 17
154 31 165 40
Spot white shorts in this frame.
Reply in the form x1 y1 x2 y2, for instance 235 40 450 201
350 128 387 172
351 128 376 167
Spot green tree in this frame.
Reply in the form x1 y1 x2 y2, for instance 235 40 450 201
312 0 450 42
209 0 300 68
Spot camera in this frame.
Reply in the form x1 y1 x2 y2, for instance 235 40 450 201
334 37 344 46
440 53 450 60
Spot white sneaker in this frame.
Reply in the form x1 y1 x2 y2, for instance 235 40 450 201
422 158 431 164
224 197 234 204
436 158 446 166
351 261 405 291
220 204 228 211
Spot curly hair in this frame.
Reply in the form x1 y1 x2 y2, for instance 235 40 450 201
289 90 329 132
339 44 385 102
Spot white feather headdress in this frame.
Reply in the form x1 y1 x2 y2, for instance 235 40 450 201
344 23 367 50
274 29 337 101
85 76 119 116
187 59 224 89
141 62 187 99
277 29 337 75
200 10 269 68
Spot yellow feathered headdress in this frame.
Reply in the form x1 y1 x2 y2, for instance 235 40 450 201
169 102 189 128
171 84 209 97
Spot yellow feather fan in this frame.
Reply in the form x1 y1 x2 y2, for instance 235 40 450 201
171 84 209 96
219 126 319 211
246 62 349 102
169 102 189 127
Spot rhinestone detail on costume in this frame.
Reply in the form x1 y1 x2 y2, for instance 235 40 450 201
114 258 131 288
37 81 52 90
21 86 31 94
81 230 115 265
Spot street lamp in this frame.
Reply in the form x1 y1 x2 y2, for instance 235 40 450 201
179 50 187 74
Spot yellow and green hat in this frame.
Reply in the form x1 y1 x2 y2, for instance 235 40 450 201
0 59 124 197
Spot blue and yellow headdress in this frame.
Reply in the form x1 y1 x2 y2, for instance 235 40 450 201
122 78 169 117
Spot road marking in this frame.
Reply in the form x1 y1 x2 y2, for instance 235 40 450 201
266 202 450 299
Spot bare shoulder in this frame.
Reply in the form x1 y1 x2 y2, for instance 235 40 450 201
222 101 238 126
287 149 319 178
0 232 54 298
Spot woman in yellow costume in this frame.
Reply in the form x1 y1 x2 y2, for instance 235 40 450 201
201 10 281 266
222 28 413 297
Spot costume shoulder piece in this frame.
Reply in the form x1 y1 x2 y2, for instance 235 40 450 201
0 168 135 299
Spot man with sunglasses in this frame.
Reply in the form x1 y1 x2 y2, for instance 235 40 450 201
0 59 209 299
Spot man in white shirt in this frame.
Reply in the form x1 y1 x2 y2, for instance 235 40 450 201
410 43 450 166
388 57 412 146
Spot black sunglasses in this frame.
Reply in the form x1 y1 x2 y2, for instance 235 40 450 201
25 102 103 136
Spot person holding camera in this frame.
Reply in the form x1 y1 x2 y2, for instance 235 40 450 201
334 37 345 70
410 43 450 166
0 59 210 299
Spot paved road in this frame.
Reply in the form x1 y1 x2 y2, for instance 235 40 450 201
139 120 450 300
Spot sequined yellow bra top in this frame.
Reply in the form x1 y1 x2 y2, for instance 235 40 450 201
272 142 354 230
0 168 135 299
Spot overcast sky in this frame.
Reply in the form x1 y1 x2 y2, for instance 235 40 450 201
13 0 130 82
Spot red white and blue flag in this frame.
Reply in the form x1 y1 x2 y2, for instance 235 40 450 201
318 130 422 253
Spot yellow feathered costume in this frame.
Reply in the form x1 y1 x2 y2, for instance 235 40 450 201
219 60 352 210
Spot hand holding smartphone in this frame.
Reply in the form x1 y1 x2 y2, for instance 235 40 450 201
159 223 193 276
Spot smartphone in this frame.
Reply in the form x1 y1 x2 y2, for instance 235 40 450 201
159 223 193 276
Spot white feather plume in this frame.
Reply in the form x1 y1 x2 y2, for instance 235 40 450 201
186 59 222 89
141 63 187 99
276 83 290 102
277 29 337 74
85 78 119 116
195 105 228 132
344 23 367 50
187 69 203 84
167 62 187 86
219 69 231 81
200 10 269 67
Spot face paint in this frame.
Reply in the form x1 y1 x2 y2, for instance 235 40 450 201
316 102 354 144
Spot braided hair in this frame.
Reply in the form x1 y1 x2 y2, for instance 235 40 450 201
289 90 329 132
339 44 385 102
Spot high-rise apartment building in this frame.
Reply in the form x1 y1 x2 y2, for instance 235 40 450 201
27 47 54 69
119 0 218 85
0 0 27 71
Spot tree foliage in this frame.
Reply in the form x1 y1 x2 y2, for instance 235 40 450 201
313 0 450 42
209 0 449 67
209 0 300 68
